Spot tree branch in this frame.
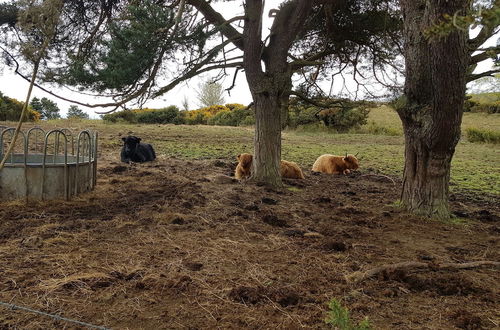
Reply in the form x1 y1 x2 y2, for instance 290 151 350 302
468 25 497 51
186 0 244 51
225 67 241 96
469 45 500 65
152 39 236 98
346 260 500 283
290 90 344 108
467 69 500 82
242 0 265 85
265 0 313 68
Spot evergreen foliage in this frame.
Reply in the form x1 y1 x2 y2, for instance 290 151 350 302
67 105 89 119
29 97 60 120
288 97 372 132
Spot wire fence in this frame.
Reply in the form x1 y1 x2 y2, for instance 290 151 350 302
0 300 110 330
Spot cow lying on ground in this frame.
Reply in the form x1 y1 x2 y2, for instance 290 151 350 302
120 136 156 163
235 153 305 179
312 153 359 175
280 160 306 179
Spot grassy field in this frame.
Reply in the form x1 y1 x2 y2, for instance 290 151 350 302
468 91 500 104
2 105 499 194
361 104 500 133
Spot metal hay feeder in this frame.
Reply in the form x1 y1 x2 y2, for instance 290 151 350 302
0 127 98 200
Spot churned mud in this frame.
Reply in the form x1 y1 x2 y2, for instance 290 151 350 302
0 141 498 329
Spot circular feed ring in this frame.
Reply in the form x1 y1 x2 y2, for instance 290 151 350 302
0 127 98 200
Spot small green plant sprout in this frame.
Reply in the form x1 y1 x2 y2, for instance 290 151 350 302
325 299 371 330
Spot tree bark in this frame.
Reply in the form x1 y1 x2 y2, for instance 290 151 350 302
398 0 470 219
241 0 312 187
252 92 282 186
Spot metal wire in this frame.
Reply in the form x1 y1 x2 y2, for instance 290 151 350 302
0 300 110 330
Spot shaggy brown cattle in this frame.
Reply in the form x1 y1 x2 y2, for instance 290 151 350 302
312 154 359 175
235 153 253 180
234 153 305 179
280 160 305 179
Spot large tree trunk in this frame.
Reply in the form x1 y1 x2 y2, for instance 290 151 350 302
242 0 282 187
398 0 470 218
241 0 312 187
252 92 282 186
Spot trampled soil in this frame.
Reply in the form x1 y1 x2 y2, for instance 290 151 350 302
0 144 499 329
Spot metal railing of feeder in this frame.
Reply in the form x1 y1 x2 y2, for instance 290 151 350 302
0 127 98 200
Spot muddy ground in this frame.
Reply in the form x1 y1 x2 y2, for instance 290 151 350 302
0 144 499 329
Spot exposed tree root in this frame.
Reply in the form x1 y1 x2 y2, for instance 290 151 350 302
346 260 500 283
359 174 397 186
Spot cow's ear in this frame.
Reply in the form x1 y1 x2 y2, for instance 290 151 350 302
137 138 141 142
121 137 126 142
237 154 241 161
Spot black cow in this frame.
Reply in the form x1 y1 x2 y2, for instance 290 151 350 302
120 136 156 163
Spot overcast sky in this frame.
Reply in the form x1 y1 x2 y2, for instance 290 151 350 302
0 1 497 119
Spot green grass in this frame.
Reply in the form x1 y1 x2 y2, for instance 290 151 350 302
358 105 500 137
468 92 500 104
2 110 499 195
358 105 403 136
462 113 500 133
325 299 371 330
466 127 500 144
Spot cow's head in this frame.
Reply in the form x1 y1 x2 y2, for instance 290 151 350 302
344 154 359 170
121 136 141 157
237 153 253 169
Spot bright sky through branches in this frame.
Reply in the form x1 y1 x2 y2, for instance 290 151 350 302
0 0 497 118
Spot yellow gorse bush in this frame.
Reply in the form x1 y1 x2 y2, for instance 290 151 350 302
183 104 236 124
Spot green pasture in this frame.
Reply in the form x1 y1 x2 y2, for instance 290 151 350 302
1 104 499 195
468 92 500 104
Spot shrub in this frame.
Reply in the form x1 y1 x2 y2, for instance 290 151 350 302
240 114 255 126
463 96 477 112
102 110 138 123
136 106 181 124
184 104 228 125
288 97 371 131
325 299 371 330
207 109 232 125
317 106 370 132
207 104 253 126
466 128 500 144
470 102 500 114
0 93 39 122
289 106 319 127
224 103 245 111
100 103 252 126
171 111 186 125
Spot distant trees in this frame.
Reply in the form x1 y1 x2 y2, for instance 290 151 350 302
67 105 89 119
29 97 60 120
181 96 190 111
196 80 225 108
